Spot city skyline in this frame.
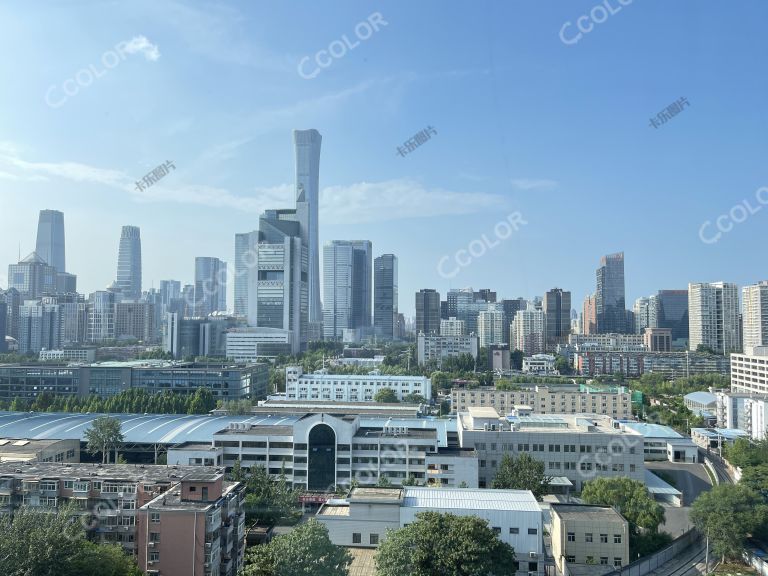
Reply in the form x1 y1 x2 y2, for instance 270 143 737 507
1 1 768 318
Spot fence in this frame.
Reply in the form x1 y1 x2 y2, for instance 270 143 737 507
599 529 701 576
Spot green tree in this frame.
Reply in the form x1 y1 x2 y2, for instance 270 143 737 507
510 349 523 371
84 416 124 464
581 477 665 533
690 484 768 562
241 518 351 576
402 393 427 404
235 464 301 525
375 511 516 576
491 453 551 501
740 463 768 499
374 388 399 403
65 542 143 576
554 354 572 375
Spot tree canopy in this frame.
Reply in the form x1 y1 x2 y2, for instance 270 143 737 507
375 511 516 576
84 416 124 464
241 518 351 576
690 484 768 562
230 461 301 525
491 453 551 500
374 388 399 403
580 477 665 533
0 504 140 576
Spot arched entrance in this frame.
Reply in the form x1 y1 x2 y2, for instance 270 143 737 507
308 424 336 491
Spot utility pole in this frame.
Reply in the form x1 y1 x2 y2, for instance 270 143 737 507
704 528 709 575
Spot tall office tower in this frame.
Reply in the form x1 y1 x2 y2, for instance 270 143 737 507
440 300 449 320
18 298 62 354
194 257 226 317
87 290 116 342
323 241 372 339
2 288 21 340
632 296 658 334
115 301 156 342
440 316 465 336
58 299 88 345
8 252 57 300
510 304 546 355
543 288 571 350
688 282 740 354
246 210 308 354
159 280 181 309
478 305 505 347
374 254 398 340
656 289 689 347
596 252 627 334
476 289 497 303
415 289 441 335
447 288 489 336
743 281 768 355
294 129 323 334
181 284 195 316
581 294 597 335
501 298 526 344
234 232 258 317
115 225 142 300
35 209 66 272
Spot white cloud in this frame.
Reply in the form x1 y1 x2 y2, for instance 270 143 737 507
510 178 558 191
121 35 161 61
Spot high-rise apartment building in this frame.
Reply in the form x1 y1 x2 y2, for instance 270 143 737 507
17 298 61 354
234 231 258 317
415 289 441 335
743 282 768 355
294 129 323 334
596 252 627 334
582 294 597 335
501 298 526 344
510 304 546 355
688 282 740 354
194 257 226 317
87 290 116 343
323 241 372 339
632 296 657 334
374 254 398 340
478 306 505 347
115 225 142 300
440 316 465 336
35 209 66 273
543 288 571 349
656 290 689 347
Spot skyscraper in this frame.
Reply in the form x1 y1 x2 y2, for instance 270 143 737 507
543 288 571 349
478 305 505 347
688 282 740 354
374 254 398 340
35 209 65 272
415 289 441 335
510 304 546 355
632 296 657 334
323 241 372 339
8 252 57 300
294 129 322 334
582 294 597 335
656 289 689 347
596 252 627 334
234 231 258 317
115 225 142 300
194 257 226 317
743 281 768 355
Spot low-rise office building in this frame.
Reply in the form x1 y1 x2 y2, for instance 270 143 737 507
0 438 79 464
317 487 544 576
38 348 96 362
450 385 632 419
575 351 730 378
416 333 479 367
551 504 629 570
731 347 768 395
285 366 431 402
456 408 644 490
522 354 557 375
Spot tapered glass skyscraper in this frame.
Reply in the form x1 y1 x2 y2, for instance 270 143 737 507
596 252 627 334
115 225 142 300
35 209 65 272
294 129 322 332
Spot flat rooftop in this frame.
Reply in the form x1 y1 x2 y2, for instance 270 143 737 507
0 462 222 482
170 442 218 451
349 487 404 501
403 487 539 512
317 504 350 516
143 480 239 512
551 504 626 522
467 407 502 419
354 427 437 440
620 422 682 439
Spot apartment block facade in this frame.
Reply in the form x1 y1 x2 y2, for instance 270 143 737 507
416 333 479 367
285 366 431 402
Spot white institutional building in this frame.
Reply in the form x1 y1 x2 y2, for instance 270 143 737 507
285 366 431 402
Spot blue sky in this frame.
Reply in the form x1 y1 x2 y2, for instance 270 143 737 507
1 0 766 317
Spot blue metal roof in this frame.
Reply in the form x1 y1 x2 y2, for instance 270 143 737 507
684 391 717 406
621 421 683 438
0 411 300 444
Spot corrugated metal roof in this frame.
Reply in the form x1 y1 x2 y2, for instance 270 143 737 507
621 422 682 439
402 487 540 512
684 391 717 405
645 470 682 496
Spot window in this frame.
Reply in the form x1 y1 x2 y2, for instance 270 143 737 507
352 533 361 544
480 460 486 468
509 527 519 534
614 558 622 567
528 528 537 535
492 527 501 535
149 551 159 562
63 481 73 489
370 533 379 545
567 532 575 542
566 555 576 563
614 534 622 544
600 557 608 565
585 532 593 542
150 532 160 543
151 512 160 523
600 534 608 543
